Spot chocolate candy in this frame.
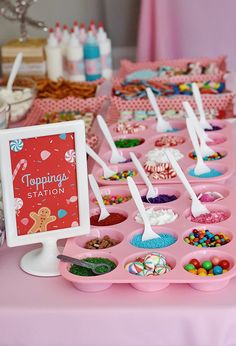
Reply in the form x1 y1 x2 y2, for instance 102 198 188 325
202 260 213 271
190 259 200 269
184 228 230 247
218 260 230 270
189 151 225 161
97 194 131 205
90 212 127 226
85 235 120 249
184 263 195 271
184 256 229 276
101 170 136 181
213 265 223 275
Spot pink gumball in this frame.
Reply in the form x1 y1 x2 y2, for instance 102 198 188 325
211 256 220 266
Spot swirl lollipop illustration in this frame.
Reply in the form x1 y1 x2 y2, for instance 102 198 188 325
10 139 24 152
14 197 23 215
65 149 76 165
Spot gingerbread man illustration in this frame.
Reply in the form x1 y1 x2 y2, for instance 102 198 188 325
28 207 56 234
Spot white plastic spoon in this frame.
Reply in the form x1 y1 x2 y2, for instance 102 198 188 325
97 115 127 164
127 177 160 241
183 101 213 143
86 144 116 179
88 174 110 221
130 152 157 200
7 52 23 92
186 118 211 175
165 149 210 217
192 82 213 130
146 87 173 132
183 101 215 157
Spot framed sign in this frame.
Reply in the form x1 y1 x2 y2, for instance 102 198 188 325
0 120 90 276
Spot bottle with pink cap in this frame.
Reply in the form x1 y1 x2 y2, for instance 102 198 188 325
55 22 62 43
73 20 80 39
45 28 63 81
60 24 70 78
89 19 97 36
97 22 112 79
67 28 85 81
79 23 87 45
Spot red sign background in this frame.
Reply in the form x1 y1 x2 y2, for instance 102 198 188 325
10 133 79 236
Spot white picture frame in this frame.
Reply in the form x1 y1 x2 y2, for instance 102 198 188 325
0 120 90 276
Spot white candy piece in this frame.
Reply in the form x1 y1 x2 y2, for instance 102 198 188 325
135 207 178 226
145 147 184 163
0 87 33 122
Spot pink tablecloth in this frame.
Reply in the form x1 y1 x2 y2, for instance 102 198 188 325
1 243 236 346
137 0 236 70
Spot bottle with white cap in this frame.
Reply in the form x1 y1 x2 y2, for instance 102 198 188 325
67 28 85 82
45 28 63 81
97 23 112 79
60 24 70 78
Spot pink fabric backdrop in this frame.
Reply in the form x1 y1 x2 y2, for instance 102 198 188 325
137 0 236 69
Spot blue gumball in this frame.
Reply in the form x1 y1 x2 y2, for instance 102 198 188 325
213 265 223 275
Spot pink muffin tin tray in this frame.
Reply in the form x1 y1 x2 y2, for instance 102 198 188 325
59 183 236 292
91 119 235 185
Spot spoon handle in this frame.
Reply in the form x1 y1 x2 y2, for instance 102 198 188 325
88 174 109 217
186 118 204 165
57 254 111 274
57 254 93 268
86 144 109 172
192 83 205 123
146 87 162 120
130 152 157 196
97 115 118 153
127 176 151 227
183 101 212 143
165 149 198 202
7 52 23 91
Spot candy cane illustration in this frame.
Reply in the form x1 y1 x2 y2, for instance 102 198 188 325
12 159 28 181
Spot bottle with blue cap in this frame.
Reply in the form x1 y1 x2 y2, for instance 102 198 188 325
84 30 102 81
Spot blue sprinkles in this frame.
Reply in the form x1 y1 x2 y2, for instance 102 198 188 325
130 233 177 249
165 128 179 133
189 168 222 178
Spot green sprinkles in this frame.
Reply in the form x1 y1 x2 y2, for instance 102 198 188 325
69 257 117 276
115 138 143 148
